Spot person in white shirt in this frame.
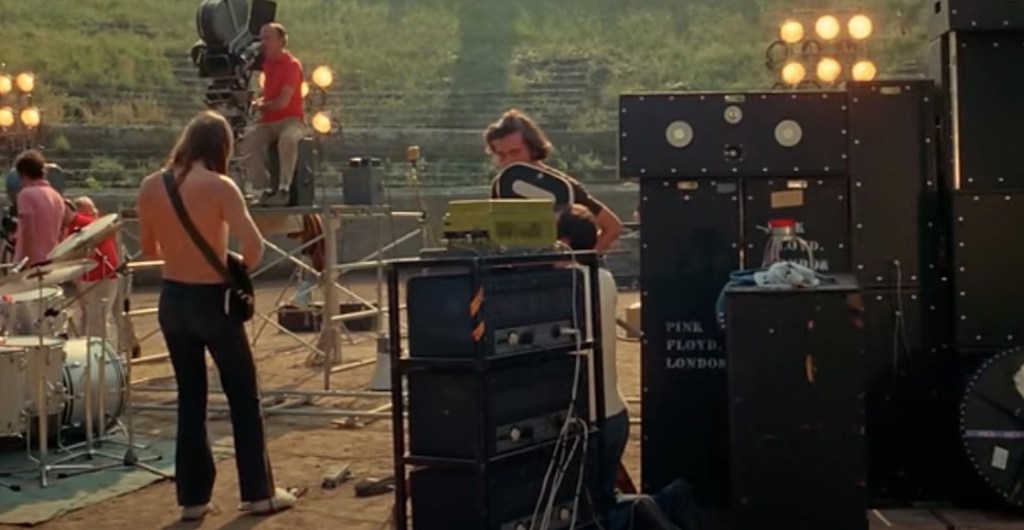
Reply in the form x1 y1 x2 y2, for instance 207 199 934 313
555 205 628 511
557 205 708 530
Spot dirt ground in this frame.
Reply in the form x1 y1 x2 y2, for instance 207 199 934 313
0 276 644 530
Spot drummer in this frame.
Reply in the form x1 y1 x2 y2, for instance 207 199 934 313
64 197 126 347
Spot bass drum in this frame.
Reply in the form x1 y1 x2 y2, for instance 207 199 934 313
60 338 126 436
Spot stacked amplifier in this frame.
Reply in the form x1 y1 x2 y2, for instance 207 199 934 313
845 80 952 502
927 0 1024 353
621 91 859 511
620 78 951 516
926 0 1024 508
387 256 605 530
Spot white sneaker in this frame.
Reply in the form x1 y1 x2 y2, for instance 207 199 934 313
241 487 297 515
180 504 212 521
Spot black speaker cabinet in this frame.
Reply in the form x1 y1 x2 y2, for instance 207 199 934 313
266 136 315 206
639 178 739 507
619 91 848 179
407 353 588 459
927 32 1024 191
929 0 1024 38
848 80 940 288
861 287 960 502
741 176 850 272
405 267 586 359
409 437 601 530
343 157 384 206
951 191 1024 350
724 277 867 530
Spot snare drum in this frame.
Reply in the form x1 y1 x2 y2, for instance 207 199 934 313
4 336 67 415
0 346 26 436
0 286 69 336
61 338 126 435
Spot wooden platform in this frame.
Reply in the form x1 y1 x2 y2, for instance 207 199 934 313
869 508 1024 529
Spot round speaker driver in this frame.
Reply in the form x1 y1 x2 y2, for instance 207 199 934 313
960 347 1024 506
665 121 694 149
774 119 803 148
724 105 743 124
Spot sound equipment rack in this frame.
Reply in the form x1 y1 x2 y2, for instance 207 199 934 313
387 252 608 530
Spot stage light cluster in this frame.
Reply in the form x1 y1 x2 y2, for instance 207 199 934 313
768 13 878 89
0 70 41 131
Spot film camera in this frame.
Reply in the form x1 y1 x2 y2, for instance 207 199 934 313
190 0 277 137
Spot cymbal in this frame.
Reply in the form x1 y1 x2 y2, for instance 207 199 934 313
0 259 96 296
48 213 122 262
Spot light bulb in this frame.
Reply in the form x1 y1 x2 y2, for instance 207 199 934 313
20 107 41 128
780 62 807 86
311 66 333 89
851 60 878 81
0 107 14 128
816 58 842 83
15 73 35 93
311 111 332 134
779 20 804 44
815 15 841 41
848 15 873 40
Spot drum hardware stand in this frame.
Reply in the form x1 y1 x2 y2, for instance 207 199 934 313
110 262 170 479
47 297 129 470
22 269 93 487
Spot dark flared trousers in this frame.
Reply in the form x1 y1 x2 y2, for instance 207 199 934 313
158 280 275 506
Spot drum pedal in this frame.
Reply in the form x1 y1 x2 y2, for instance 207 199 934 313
320 463 352 489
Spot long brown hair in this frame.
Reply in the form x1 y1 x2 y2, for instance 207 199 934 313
165 110 233 178
483 108 553 161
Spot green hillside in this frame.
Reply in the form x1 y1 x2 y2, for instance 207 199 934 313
0 0 931 183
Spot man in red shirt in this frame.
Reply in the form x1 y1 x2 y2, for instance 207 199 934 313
65 197 129 348
239 22 306 207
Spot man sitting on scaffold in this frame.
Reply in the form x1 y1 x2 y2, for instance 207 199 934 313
238 22 307 207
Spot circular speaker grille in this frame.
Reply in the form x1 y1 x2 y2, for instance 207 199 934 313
774 119 803 148
723 105 743 124
665 121 694 148
960 347 1024 506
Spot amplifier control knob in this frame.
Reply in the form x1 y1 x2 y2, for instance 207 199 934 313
515 524 528 530
558 507 572 521
509 427 522 441
508 331 520 345
551 325 562 338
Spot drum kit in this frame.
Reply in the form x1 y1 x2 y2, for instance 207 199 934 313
0 213 163 490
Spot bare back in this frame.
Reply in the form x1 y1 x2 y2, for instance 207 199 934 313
137 163 263 284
